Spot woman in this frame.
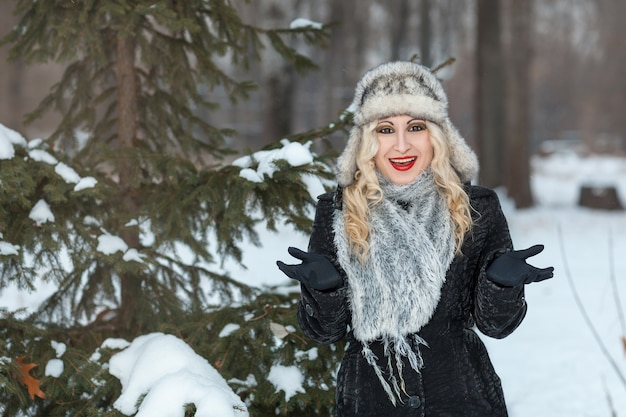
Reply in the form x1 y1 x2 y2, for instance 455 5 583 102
277 61 553 417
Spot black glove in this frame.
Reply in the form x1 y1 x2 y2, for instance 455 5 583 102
486 244 554 287
276 247 343 291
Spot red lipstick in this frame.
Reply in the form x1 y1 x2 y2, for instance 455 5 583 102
389 156 417 171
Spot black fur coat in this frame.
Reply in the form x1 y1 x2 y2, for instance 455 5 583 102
297 185 527 417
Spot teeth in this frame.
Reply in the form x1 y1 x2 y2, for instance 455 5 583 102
390 157 416 164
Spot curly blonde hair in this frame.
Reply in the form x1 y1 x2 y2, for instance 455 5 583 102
342 120 473 261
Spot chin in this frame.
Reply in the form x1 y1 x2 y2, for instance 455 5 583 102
388 175 417 185
396 170 427 185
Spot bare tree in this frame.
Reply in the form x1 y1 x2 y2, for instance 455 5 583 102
419 0 433 67
505 0 534 207
476 0 506 187
259 0 298 144
590 0 626 148
0 0 23 131
389 0 410 61
323 0 367 120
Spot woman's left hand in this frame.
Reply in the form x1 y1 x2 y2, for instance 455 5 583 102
486 244 554 287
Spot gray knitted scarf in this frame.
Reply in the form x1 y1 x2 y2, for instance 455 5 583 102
333 169 456 405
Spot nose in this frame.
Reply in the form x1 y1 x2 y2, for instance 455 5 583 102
394 131 410 153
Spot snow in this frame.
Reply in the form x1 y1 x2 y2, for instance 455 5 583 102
51 340 67 358
218 323 241 338
0 134 16 159
0 241 20 256
531 153 626 206
74 176 98 191
295 347 319 361
102 338 131 350
0 123 27 159
238 168 263 183
267 365 305 401
28 199 55 225
28 149 58 165
55 162 81 184
233 139 318 190
108 333 248 417
94 234 147 263
1 117 626 415
44 359 64 378
96 234 128 255
483 199 626 417
122 248 145 263
289 18 323 30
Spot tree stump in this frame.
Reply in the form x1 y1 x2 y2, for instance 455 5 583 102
578 184 624 210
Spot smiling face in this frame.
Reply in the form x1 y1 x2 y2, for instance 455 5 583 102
374 115 434 185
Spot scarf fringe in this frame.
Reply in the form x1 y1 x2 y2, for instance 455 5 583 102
361 334 428 406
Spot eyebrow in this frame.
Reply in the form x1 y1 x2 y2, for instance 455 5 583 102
378 118 423 126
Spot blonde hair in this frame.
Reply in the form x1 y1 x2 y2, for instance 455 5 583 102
342 120 473 261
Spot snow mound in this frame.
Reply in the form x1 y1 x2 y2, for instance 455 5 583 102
109 332 248 417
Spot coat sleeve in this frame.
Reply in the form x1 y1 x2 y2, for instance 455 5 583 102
471 187 527 339
296 192 350 345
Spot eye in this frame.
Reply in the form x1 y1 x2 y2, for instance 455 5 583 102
376 126 394 134
408 122 427 132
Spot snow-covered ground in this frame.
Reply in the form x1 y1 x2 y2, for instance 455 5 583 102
486 154 626 417
2 120 626 416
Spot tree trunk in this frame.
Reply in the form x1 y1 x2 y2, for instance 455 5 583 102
505 0 534 207
0 0 23 132
260 0 295 144
262 71 294 143
476 0 506 188
419 0 432 67
116 34 142 330
593 0 626 147
390 0 410 61
323 0 366 123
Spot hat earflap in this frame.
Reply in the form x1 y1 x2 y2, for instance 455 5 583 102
441 120 479 183
336 125 364 188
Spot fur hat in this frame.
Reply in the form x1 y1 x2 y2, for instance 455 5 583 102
336 61 479 186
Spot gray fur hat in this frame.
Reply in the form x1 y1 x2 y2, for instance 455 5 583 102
336 61 479 186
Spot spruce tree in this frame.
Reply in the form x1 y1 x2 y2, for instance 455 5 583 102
0 2 358 415
0 1 356 415
0 0 340 332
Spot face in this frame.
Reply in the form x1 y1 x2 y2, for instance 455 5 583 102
374 115 434 185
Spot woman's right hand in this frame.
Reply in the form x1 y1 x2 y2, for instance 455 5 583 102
276 247 343 291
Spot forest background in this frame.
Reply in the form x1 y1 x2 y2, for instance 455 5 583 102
3 0 626 194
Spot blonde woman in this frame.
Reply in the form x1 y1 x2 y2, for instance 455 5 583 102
277 61 553 417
